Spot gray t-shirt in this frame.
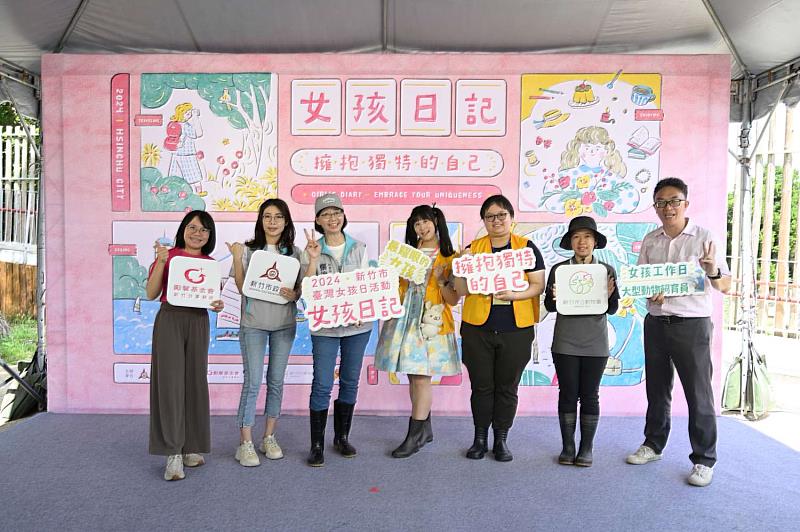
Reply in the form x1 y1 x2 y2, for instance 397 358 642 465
234 245 303 331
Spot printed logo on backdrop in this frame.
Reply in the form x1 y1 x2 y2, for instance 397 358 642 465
619 262 705 298
378 240 432 285
242 250 300 304
166 256 221 308
555 263 609 315
452 248 535 294
302 267 404 331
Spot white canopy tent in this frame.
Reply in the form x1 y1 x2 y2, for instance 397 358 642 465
1 0 799 416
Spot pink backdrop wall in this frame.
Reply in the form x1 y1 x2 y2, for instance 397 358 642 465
42 53 730 415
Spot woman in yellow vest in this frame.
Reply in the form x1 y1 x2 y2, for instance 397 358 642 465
374 205 461 458
454 195 545 461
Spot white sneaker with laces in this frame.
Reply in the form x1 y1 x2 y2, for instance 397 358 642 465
235 441 261 467
626 445 663 465
182 453 205 467
164 454 185 481
687 464 714 487
260 434 284 460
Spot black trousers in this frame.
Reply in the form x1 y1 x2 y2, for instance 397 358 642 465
461 324 535 430
552 353 608 415
643 314 717 467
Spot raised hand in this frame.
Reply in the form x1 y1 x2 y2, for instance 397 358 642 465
226 241 244 261
699 241 717 276
279 287 297 301
433 265 445 284
304 228 321 260
153 240 170 264
209 299 224 313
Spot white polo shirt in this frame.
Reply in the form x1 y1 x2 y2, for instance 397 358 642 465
637 219 730 318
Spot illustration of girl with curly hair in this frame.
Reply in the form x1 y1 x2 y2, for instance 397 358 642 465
164 102 207 197
540 126 639 217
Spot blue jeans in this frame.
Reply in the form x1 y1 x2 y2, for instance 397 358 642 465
309 332 371 411
236 325 296 427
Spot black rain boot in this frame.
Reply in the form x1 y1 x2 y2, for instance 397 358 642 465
391 417 426 458
575 414 599 467
558 412 577 465
466 426 489 459
307 409 327 467
422 413 433 444
492 427 513 462
333 400 357 457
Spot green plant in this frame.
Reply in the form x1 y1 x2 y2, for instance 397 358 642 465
0 315 37 366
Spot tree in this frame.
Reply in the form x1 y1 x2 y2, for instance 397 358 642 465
141 74 274 179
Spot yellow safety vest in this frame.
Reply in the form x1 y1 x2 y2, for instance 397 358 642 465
398 251 455 335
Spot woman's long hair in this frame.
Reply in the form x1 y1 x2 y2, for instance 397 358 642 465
404 204 454 257
245 198 296 256
174 210 216 256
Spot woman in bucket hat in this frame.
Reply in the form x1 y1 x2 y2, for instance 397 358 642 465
543 216 620 467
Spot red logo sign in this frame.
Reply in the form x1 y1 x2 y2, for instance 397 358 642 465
184 268 206 284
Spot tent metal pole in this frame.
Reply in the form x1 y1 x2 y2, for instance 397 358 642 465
701 0 750 77
54 0 91 53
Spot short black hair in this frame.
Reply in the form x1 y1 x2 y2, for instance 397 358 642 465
174 210 216 256
314 209 348 235
653 177 688 199
479 194 515 220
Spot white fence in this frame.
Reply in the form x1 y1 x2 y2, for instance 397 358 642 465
0 125 39 248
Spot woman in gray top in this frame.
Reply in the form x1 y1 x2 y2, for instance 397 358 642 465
543 216 619 468
228 199 303 468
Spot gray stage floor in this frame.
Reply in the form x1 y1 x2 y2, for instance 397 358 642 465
1 413 798 531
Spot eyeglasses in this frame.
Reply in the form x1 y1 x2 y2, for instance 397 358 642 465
185 224 210 235
653 199 686 209
484 212 509 223
318 210 344 220
262 214 285 222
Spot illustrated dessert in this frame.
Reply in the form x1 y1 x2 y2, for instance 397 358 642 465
571 82 596 106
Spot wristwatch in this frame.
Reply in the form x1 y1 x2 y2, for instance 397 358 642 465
707 268 722 280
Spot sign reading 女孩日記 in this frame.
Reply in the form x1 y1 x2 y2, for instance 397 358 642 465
619 261 706 298
302 267 404 331
378 240 432 285
166 256 221 308
452 248 535 294
555 263 609 315
242 250 301 304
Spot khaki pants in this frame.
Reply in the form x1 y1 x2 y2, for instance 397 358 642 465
149 303 211 456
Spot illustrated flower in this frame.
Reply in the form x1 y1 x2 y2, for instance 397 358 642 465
231 161 239 169
217 156 225 165
564 198 583 218
141 143 161 167
222 168 230 176
160 185 170 193
603 200 615 210
196 150 204 160
236 150 244 159
178 191 187 199
576 174 591 189
581 191 597 205
558 175 571 189
222 138 230 145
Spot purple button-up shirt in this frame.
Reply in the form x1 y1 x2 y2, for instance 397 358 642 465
637 219 730 318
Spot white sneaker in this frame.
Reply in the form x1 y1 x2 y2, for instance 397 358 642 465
164 454 185 481
260 434 284 460
626 445 663 465
182 453 205 467
687 464 714 487
235 441 261 467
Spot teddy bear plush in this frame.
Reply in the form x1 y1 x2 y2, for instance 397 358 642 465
419 301 444 340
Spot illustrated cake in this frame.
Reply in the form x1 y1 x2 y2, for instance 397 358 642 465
571 82 597 106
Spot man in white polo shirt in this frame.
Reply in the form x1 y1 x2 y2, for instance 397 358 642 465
626 177 731 487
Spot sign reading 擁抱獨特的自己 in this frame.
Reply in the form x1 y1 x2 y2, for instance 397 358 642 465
166 256 221 308
555 263 609 315
619 262 705 298
378 240 432 285
242 250 300 304
302 267 404 331
452 248 534 294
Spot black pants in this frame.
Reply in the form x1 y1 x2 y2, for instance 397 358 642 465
461 324 535 430
643 314 717 467
552 353 608 415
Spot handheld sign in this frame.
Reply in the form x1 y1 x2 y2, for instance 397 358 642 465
302 267 404 331
555 263 608 315
452 248 535 294
619 262 705 298
166 256 221 308
242 250 300 304
378 240 432 284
